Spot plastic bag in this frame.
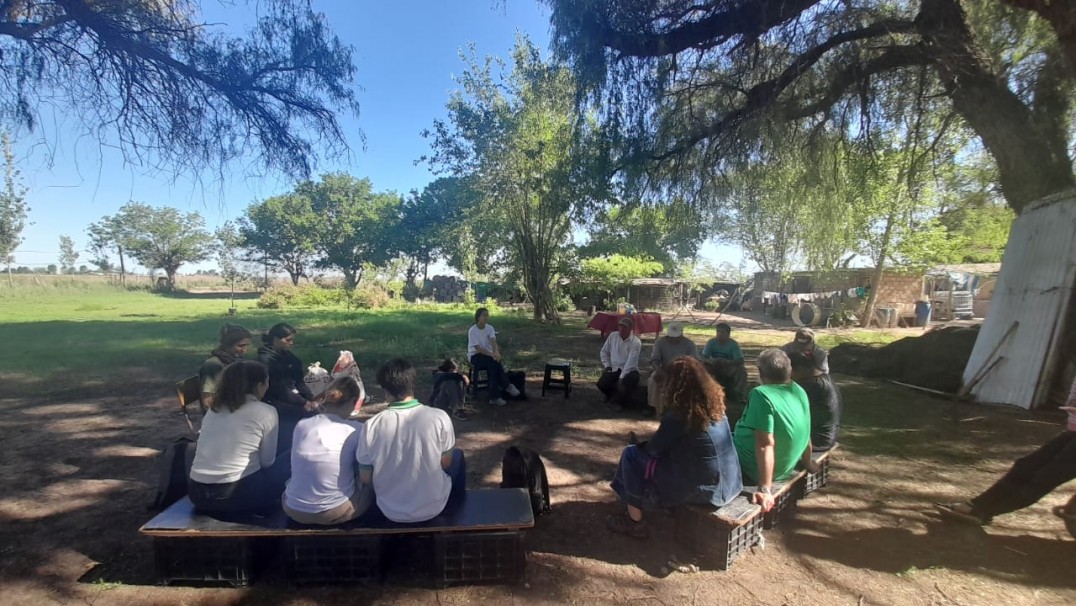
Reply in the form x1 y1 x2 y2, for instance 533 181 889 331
331 350 367 412
304 362 333 398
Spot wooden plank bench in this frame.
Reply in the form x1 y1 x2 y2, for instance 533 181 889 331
139 488 535 587
674 495 763 570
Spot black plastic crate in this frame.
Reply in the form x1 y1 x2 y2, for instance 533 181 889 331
674 506 762 570
284 535 382 584
762 481 802 529
153 536 271 587
432 531 525 588
800 458 831 498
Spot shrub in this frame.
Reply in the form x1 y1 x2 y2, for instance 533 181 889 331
703 300 720 311
349 286 390 309
554 292 575 312
257 283 348 309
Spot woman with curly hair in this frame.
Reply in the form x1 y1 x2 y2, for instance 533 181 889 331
608 356 743 539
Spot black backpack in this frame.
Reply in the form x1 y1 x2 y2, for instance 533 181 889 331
500 446 551 516
430 372 466 414
151 436 197 510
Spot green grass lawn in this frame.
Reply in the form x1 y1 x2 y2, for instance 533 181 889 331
0 282 554 399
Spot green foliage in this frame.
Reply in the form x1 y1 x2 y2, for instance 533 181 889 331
579 254 663 295
240 194 320 285
0 133 28 266
256 283 348 309
58 235 79 274
702 300 719 312
109 202 212 286
348 286 391 310
580 201 705 273
298 173 401 289
553 291 575 312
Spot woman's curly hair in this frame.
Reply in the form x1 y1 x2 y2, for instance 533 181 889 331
660 356 726 432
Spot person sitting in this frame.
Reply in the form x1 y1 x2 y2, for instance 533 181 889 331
781 327 842 451
647 321 699 416
701 322 749 415
283 376 372 525
430 358 470 422
188 360 290 515
467 307 521 406
936 375 1076 525
199 323 252 409
598 316 643 411
357 358 466 523
734 348 816 512
607 356 743 539
258 322 317 452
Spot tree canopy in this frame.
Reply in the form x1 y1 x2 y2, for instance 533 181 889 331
107 201 212 286
0 0 358 178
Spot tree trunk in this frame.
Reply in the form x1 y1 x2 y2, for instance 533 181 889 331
342 269 358 291
860 210 897 328
117 246 127 286
288 270 301 286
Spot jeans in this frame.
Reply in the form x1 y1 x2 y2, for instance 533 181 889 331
597 369 640 406
446 448 467 500
189 452 292 515
611 444 659 510
470 354 509 393
970 431 1076 520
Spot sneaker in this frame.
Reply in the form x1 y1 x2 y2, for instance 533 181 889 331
452 410 470 421
491 397 508 406
505 384 521 397
606 513 649 539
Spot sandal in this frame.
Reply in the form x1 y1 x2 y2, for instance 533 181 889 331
606 513 649 539
934 502 988 525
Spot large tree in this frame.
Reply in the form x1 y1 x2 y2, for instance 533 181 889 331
239 194 320 286
426 37 610 322
580 200 706 274
394 177 476 298
0 133 28 282
0 0 358 178
299 173 400 289
111 201 212 287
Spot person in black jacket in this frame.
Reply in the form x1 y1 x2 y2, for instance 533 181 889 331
257 322 316 452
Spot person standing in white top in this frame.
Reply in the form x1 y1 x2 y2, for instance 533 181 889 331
357 358 467 523
189 360 290 515
283 376 373 525
598 316 642 411
467 307 520 406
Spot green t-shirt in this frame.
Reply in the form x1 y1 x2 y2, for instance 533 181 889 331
702 338 743 361
733 383 811 483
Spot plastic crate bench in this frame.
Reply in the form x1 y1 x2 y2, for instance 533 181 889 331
743 471 806 530
152 536 273 587
433 530 526 587
284 535 382 584
800 445 839 498
674 496 762 570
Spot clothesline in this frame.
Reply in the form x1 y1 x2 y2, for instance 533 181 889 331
760 287 870 304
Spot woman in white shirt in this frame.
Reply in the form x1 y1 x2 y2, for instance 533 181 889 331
467 307 520 406
283 376 373 525
188 360 290 515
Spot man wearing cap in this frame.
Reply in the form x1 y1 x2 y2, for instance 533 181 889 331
702 322 749 415
647 321 699 415
782 327 842 451
598 317 643 411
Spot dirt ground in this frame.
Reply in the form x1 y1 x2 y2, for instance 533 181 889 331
1 319 1074 605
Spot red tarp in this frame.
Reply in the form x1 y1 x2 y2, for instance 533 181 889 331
586 312 663 338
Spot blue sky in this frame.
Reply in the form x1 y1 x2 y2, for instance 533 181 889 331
8 0 744 274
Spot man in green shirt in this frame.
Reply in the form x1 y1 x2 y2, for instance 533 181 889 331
733 348 816 512
701 323 749 412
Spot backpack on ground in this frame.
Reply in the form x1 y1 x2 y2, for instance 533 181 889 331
500 445 551 516
506 370 528 400
429 372 466 414
151 436 197 510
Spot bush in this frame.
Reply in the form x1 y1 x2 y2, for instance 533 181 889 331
703 300 720 311
349 286 390 309
257 283 348 309
554 292 575 312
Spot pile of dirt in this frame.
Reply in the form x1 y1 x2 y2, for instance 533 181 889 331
831 325 981 393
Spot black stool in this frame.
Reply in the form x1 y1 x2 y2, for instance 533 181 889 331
542 359 572 398
469 366 490 399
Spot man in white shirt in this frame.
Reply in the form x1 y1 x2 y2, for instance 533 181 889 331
598 316 642 411
357 358 466 523
467 307 521 406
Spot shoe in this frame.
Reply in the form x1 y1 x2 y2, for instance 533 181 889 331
607 401 624 412
452 410 469 421
628 431 639 445
934 502 989 525
606 513 649 539
491 397 507 406
505 384 521 397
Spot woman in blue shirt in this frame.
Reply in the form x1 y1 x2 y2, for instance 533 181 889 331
608 356 743 539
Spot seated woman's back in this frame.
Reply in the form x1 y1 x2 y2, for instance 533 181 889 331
285 414 363 512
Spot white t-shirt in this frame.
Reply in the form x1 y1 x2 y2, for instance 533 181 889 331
356 401 455 523
600 332 642 374
284 414 364 514
467 324 497 358
190 395 279 484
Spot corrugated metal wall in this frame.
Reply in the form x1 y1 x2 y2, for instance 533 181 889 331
963 195 1076 409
